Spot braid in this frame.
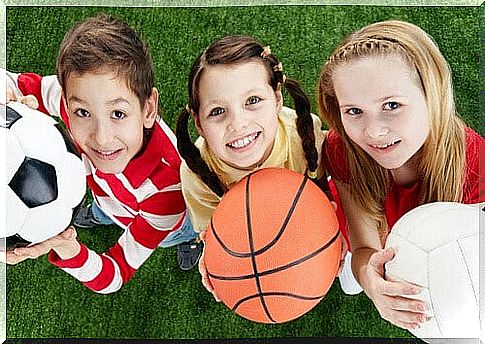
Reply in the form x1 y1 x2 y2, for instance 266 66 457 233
283 78 319 175
175 108 226 197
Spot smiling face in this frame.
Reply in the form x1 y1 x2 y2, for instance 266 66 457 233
333 55 430 176
195 61 282 170
65 71 157 174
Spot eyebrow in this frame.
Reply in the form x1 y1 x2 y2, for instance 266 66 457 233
67 96 131 107
338 95 404 109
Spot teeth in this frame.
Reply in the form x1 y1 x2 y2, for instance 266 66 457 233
95 149 118 156
228 132 259 149
373 140 399 149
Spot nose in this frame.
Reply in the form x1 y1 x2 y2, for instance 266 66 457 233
92 118 113 146
226 108 248 133
364 116 389 139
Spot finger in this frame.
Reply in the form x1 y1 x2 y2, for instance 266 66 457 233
384 307 427 329
199 230 207 242
330 201 337 211
370 247 395 267
6 88 18 103
4 250 28 264
18 95 39 109
382 279 422 297
387 295 427 313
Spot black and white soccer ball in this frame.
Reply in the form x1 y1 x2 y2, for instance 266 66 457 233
1 101 86 251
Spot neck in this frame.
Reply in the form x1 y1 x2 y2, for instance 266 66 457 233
390 153 420 186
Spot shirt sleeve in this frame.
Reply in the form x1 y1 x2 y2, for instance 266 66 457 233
5 69 64 118
48 188 186 294
462 127 484 204
322 130 351 183
180 161 221 233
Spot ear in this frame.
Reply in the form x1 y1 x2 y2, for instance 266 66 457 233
143 87 159 129
191 108 204 137
274 87 283 114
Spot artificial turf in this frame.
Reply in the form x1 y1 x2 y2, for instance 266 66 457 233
4 4 480 341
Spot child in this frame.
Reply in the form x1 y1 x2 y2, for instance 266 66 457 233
317 20 483 330
5 14 203 293
176 35 355 297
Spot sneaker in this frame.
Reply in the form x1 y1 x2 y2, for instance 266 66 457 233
73 204 103 229
177 239 204 271
338 251 364 295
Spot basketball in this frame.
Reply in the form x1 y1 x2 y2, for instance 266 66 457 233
203 168 341 324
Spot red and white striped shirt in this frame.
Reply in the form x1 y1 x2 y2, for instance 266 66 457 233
7 71 186 294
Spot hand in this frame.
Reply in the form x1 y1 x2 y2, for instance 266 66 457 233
5 87 39 109
198 230 221 302
2 226 79 265
337 235 348 276
362 247 427 330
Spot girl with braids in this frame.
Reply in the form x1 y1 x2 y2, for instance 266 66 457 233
176 35 355 297
318 20 483 330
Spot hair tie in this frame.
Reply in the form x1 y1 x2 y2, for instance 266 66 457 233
261 45 271 58
307 169 318 179
273 62 283 72
282 75 287 84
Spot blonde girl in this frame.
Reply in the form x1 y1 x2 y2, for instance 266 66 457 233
317 20 483 330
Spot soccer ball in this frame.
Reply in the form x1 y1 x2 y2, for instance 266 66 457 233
384 202 482 342
1 101 86 251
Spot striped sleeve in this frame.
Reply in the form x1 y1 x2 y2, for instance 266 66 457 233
5 70 69 123
49 180 186 294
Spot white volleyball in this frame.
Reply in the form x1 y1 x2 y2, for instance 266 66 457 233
384 202 482 342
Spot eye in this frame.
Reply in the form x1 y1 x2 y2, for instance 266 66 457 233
346 108 362 116
112 110 126 120
209 107 225 117
246 96 261 105
383 102 400 111
74 109 90 118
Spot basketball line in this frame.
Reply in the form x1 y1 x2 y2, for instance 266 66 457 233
245 173 275 323
209 175 309 258
207 229 340 281
231 291 327 312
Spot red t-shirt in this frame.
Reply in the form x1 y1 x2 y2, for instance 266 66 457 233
323 127 483 242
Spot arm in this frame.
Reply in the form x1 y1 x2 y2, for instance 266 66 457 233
46 187 186 294
334 179 427 330
5 69 65 118
180 162 221 234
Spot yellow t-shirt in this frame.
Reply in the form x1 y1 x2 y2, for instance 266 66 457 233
180 106 327 233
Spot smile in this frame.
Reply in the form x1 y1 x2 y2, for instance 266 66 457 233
227 132 260 149
91 147 123 160
370 139 401 149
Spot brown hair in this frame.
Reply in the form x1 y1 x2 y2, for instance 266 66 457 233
317 20 466 235
56 13 156 143
176 35 319 197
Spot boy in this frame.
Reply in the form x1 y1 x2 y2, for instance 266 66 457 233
5 14 203 293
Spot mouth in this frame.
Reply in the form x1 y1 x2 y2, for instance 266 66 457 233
370 139 401 150
226 132 260 149
90 147 123 161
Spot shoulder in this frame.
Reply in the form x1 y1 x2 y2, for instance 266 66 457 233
322 130 350 182
462 127 484 203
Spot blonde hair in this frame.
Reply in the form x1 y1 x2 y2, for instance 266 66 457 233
317 20 466 235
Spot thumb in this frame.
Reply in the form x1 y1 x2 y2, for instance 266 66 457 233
60 226 77 240
369 247 395 273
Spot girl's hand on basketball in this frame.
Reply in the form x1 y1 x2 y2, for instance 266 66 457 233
198 231 221 302
363 247 427 330
337 236 348 275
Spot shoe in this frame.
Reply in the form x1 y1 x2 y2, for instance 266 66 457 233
73 204 103 229
338 251 364 295
177 239 204 271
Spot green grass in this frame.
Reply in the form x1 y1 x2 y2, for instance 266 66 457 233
5 5 480 341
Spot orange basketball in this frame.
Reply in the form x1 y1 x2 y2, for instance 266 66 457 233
204 168 341 324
